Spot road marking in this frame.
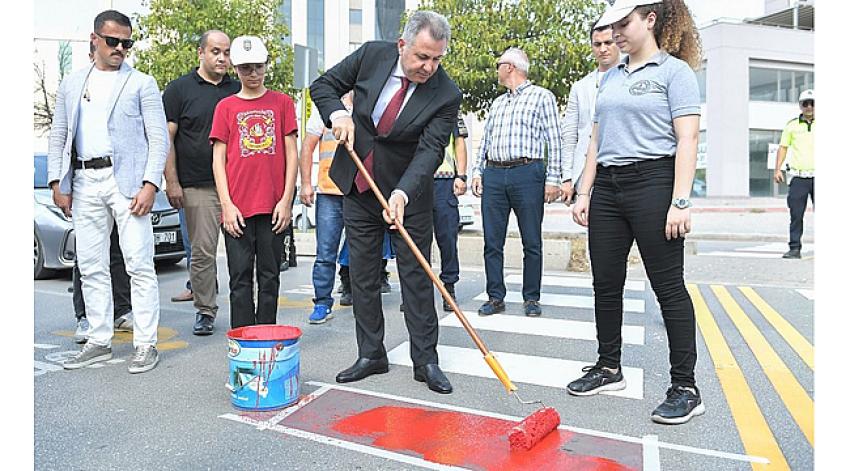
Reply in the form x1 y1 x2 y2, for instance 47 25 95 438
306 381 768 465
642 435 661 471
712 285 814 447
688 284 790 470
34 344 60 350
699 251 781 259
795 289 814 301
474 291 645 313
739 287 814 370
34 360 63 376
440 313 644 345
284 288 315 295
504 274 645 292
387 342 644 399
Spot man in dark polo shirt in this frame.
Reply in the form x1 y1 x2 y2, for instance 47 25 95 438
163 30 241 335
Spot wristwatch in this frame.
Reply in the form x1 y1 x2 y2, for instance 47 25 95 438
455 174 468 182
671 197 693 209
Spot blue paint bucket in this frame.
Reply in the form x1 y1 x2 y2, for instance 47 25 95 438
226 325 303 411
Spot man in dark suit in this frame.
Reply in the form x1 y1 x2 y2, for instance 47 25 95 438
310 10 461 394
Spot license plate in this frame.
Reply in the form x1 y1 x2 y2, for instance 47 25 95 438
461 216 473 222
154 231 177 245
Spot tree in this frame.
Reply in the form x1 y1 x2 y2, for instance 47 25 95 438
133 0 295 97
33 41 73 135
419 0 605 116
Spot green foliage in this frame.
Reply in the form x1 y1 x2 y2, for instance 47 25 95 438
419 0 605 116
57 41 72 80
133 0 295 97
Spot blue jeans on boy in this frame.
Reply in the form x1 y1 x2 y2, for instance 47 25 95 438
312 194 345 308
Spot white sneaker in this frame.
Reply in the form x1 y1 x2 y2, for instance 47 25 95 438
73 318 90 344
63 342 112 369
128 345 159 374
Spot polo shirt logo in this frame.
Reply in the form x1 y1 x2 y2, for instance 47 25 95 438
629 80 665 96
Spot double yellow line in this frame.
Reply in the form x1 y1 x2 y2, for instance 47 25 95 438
689 284 814 470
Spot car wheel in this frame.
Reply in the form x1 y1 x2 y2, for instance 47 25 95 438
294 214 304 229
34 230 55 280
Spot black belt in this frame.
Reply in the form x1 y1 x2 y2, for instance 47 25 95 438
72 156 113 169
486 157 535 168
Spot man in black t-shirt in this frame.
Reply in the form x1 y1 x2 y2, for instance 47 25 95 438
162 30 241 336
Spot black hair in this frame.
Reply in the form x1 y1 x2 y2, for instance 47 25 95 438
199 30 226 49
94 10 132 34
590 18 613 41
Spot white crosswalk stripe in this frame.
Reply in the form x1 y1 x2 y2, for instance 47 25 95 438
699 242 814 259
505 274 645 292
474 291 645 313
440 313 645 345
387 342 644 400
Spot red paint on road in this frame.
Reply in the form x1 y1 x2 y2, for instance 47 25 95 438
330 406 637 470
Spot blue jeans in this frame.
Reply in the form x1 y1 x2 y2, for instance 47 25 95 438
178 207 192 291
338 231 395 266
432 178 460 285
312 194 345 307
482 160 545 301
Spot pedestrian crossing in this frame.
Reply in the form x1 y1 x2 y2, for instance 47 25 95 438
699 242 814 259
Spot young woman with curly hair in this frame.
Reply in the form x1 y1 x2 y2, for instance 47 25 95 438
566 0 705 425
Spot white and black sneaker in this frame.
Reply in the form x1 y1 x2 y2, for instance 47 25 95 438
651 384 706 425
567 364 626 396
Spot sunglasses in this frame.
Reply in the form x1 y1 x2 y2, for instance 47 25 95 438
801 100 814 107
236 63 266 74
96 32 134 49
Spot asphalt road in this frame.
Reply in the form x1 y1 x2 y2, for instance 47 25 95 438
34 246 814 470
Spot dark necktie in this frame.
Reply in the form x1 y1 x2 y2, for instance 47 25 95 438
355 76 411 193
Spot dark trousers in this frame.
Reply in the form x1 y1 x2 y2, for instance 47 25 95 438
787 176 814 251
343 190 439 366
588 157 697 387
482 160 545 301
432 178 460 286
73 224 131 320
223 214 285 329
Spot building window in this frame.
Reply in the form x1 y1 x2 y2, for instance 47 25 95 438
694 130 706 197
749 129 788 197
350 4 363 44
307 0 325 69
749 66 813 103
695 67 706 103
279 0 292 44
375 0 405 40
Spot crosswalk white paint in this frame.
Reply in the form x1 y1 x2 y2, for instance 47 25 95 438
440 313 645 345
505 274 645 292
700 243 814 259
796 289 814 300
387 342 643 400
474 291 645 313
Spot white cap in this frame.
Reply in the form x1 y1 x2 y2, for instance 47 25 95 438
230 36 268 66
798 89 814 103
596 0 660 28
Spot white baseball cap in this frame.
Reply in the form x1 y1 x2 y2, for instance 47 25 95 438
596 0 661 28
798 89 814 103
230 36 268 66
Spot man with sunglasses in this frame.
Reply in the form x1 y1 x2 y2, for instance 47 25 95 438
774 89 815 259
48 10 168 373
162 31 241 335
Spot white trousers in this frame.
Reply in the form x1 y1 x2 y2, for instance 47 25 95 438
72 167 159 348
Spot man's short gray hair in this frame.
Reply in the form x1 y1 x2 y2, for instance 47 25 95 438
501 47 530 75
402 10 451 45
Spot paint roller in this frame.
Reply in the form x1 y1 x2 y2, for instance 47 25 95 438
342 143 561 452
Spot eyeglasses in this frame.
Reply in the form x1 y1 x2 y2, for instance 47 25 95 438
800 100 814 107
496 61 513 69
236 63 266 74
95 32 134 50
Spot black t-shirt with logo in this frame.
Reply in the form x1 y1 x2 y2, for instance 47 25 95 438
162 68 241 187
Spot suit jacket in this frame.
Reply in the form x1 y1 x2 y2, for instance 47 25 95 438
48 62 169 199
560 69 600 188
309 41 462 215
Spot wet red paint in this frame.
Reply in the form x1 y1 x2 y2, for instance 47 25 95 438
328 406 637 470
227 325 302 341
508 407 561 451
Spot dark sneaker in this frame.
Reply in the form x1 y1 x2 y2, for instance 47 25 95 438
128 345 159 374
381 274 391 293
288 255 297 267
524 300 542 317
73 318 90 344
309 305 333 324
193 313 215 336
63 342 112 370
651 385 705 425
339 288 353 306
567 364 626 396
279 260 289 272
442 284 457 312
782 249 802 259
478 299 505 316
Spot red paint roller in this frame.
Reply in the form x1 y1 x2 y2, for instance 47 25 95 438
343 144 561 452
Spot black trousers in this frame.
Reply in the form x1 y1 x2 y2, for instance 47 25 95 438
343 190 439 366
787 176 814 251
223 214 285 329
432 178 460 286
588 157 697 387
73 224 131 320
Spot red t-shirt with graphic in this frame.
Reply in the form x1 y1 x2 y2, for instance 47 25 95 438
209 90 298 219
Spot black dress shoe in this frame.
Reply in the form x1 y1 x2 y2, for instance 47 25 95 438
442 284 457 312
193 313 214 336
414 364 453 394
336 357 389 383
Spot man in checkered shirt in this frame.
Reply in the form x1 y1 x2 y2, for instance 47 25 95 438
470 47 565 318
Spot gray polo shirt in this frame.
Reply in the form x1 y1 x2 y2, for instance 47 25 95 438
594 51 700 166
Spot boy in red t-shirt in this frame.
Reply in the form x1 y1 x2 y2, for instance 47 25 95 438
210 36 298 328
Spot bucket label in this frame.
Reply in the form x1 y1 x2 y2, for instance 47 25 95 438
227 340 241 358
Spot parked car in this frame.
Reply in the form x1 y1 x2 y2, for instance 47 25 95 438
458 203 474 230
33 153 186 279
